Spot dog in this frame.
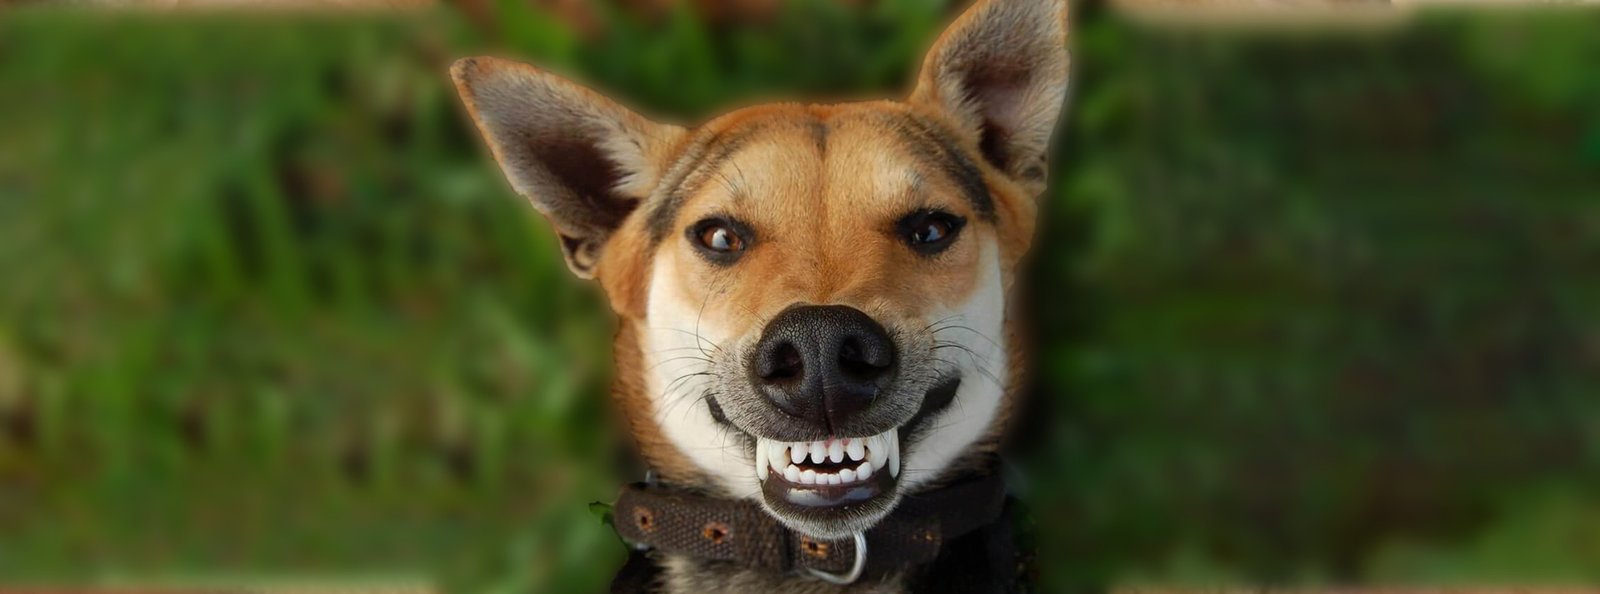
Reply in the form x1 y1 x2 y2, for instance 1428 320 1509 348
451 0 1067 590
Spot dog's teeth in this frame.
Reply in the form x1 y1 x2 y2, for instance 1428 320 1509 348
846 438 865 461
762 433 897 484
756 440 769 481
768 442 789 474
888 432 900 478
866 435 886 469
768 448 787 473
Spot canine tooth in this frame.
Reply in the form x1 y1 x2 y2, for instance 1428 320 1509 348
768 442 789 473
800 469 817 484
840 468 856 483
810 441 827 464
866 436 886 469
846 439 865 461
791 443 807 464
828 440 844 463
756 440 769 481
888 432 900 478
857 461 872 480
785 464 801 482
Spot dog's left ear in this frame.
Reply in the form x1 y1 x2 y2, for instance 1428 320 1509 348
451 57 686 279
911 0 1069 198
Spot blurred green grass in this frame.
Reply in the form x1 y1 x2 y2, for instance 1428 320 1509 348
1 1 1598 592
1031 7 1600 588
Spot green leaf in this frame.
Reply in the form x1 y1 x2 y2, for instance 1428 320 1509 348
589 501 615 528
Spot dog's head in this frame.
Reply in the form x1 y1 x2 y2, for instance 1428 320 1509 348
453 0 1067 539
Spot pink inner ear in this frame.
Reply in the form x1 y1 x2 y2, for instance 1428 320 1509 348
918 0 1068 180
934 46 1039 176
453 56 679 279
967 68 1034 172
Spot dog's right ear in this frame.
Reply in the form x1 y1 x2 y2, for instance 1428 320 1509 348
911 0 1069 199
451 57 686 279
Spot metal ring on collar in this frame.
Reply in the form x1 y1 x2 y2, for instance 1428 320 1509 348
803 532 867 585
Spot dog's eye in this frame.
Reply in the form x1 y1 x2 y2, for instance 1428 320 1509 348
912 221 951 244
700 225 742 252
897 210 965 255
688 217 751 264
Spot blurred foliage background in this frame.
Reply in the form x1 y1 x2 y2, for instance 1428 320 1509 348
1 0 1599 591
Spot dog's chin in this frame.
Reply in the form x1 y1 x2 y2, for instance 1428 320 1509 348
737 375 963 540
761 478 902 539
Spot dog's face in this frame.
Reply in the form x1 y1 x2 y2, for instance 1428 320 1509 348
454 0 1067 539
636 104 1025 537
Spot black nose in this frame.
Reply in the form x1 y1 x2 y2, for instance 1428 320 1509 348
752 305 897 430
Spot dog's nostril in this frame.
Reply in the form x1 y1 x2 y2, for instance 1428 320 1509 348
838 335 893 378
760 341 804 382
838 337 885 377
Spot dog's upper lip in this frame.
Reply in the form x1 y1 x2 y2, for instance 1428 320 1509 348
897 374 962 443
734 374 965 445
734 373 962 447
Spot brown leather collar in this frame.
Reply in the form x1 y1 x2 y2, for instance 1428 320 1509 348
611 472 1008 585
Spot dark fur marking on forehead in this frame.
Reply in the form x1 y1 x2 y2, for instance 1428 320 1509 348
645 116 825 245
646 123 764 244
641 110 992 247
877 112 996 223
809 118 829 153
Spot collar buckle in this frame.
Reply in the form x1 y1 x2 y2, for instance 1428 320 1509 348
802 532 867 585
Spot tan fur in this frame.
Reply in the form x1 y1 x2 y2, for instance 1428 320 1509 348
650 104 991 337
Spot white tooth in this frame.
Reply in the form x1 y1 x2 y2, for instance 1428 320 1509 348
840 468 856 483
828 440 844 463
888 432 900 478
791 443 807 464
846 439 865 461
866 436 886 469
785 464 801 482
857 461 872 480
825 473 841 485
800 469 817 484
756 440 769 481
810 441 827 464
769 442 789 473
